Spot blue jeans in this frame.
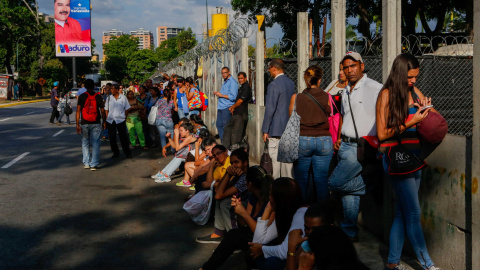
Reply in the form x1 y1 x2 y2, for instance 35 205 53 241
294 136 333 202
216 108 231 142
189 110 200 117
14 92 18 100
162 157 185 176
383 156 433 268
155 118 174 148
58 110 71 124
328 142 365 237
178 108 186 119
81 124 102 167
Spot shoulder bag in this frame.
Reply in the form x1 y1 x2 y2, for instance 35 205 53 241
387 135 426 175
148 99 159 125
304 91 339 146
260 141 273 175
64 98 73 115
277 95 300 163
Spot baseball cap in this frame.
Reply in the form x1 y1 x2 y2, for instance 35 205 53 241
342 51 363 63
53 81 59 87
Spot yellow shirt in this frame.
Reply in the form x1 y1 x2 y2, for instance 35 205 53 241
213 156 231 181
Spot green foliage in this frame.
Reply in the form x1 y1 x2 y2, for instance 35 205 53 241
176 28 197 53
248 45 256 57
155 28 197 64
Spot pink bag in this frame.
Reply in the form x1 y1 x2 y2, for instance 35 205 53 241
328 94 340 145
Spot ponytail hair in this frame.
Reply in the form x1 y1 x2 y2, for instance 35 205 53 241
304 65 324 88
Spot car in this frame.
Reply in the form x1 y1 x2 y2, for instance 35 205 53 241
69 88 79 98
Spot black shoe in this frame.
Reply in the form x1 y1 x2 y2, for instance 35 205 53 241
111 154 119 158
196 234 224 244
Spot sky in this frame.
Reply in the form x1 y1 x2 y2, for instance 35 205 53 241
37 0 284 59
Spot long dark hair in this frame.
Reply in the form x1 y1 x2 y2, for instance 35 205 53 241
190 114 205 127
271 178 305 240
163 88 172 103
380 53 420 134
246 166 273 203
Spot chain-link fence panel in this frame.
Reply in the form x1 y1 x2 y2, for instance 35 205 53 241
310 58 332 89
263 59 299 96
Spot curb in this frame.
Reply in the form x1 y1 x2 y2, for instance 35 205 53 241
0 99 49 108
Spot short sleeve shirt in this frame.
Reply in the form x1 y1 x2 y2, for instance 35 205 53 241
234 82 252 116
213 156 231 181
233 174 248 200
51 88 59 106
156 98 174 120
78 91 105 124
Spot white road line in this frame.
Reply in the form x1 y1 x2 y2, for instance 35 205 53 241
0 118 12 122
24 110 40 115
1 152 30 169
52 129 65 137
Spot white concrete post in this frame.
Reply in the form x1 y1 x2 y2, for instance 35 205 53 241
255 30 265 160
297 12 309 92
472 0 480 268
212 52 218 134
241 38 249 76
331 0 346 81
229 51 235 77
382 0 402 82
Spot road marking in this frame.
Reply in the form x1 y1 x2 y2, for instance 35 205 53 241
0 118 12 122
1 152 30 169
52 129 65 137
24 110 40 115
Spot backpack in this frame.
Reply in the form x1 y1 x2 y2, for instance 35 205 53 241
199 91 208 111
82 92 100 122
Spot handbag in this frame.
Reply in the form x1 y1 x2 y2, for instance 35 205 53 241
148 100 159 125
183 181 215 225
260 141 273 175
387 136 426 175
188 88 202 110
277 96 300 163
328 94 340 145
64 99 73 115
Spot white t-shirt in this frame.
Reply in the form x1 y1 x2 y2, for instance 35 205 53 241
341 74 382 138
324 79 346 96
105 94 131 124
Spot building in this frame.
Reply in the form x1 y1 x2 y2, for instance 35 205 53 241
156 26 184 47
102 29 125 61
39 13 55 24
130 28 154 50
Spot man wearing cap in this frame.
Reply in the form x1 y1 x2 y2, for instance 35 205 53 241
328 52 382 241
50 81 61 124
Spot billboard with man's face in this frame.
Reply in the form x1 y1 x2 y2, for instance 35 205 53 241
55 0 92 57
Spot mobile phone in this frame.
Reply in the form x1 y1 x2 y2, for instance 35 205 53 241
420 105 433 112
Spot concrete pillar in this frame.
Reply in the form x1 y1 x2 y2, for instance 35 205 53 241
241 38 249 76
382 0 402 82
229 51 235 77
472 0 480 268
297 12 309 92
255 30 265 160
331 0 346 81
212 52 218 134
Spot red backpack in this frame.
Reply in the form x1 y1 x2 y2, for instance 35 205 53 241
199 91 208 111
82 92 100 122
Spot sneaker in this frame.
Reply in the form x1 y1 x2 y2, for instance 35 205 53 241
57 122 61 126
90 167 98 171
384 263 408 270
176 179 192 187
84 165 90 169
427 267 442 270
189 186 196 191
151 172 164 179
196 234 224 244
154 175 172 183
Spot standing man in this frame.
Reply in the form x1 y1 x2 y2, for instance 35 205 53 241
223 72 252 148
328 52 382 241
49 81 60 124
261 59 295 179
105 84 132 159
76 79 106 171
213 67 238 142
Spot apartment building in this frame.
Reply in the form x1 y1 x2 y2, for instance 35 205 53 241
130 28 154 50
156 26 184 46
102 29 125 61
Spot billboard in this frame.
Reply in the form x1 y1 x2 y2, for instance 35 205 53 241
55 0 92 57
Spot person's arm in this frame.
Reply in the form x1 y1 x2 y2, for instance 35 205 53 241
261 83 279 139
186 88 195 100
376 89 431 141
251 202 277 244
192 160 212 180
170 135 196 151
289 93 296 116
100 108 107 129
173 88 178 111
124 98 131 118
75 104 82 134
286 229 309 270
232 199 258 232
214 167 237 200
333 114 343 151
229 99 243 114
203 161 218 188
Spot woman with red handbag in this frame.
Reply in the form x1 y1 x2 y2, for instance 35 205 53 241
376 53 441 270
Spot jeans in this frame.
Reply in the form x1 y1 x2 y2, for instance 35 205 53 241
178 108 186 119
13 92 18 100
189 110 200 117
155 118 174 148
383 157 433 268
58 111 71 124
294 136 333 203
216 108 231 142
126 116 145 147
81 124 102 167
107 120 131 156
50 105 59 123
223 113 248 149
162 157 185 176
328 142 365 238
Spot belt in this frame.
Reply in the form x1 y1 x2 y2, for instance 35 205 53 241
341 135 357 143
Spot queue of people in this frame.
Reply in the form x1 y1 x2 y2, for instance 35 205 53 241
72 50 443 270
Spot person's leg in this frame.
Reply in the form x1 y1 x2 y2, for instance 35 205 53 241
141 119 151 146
81 124 91 166
178 108 185 118
293 136 313 200
90 124 102 167
66 114 71 124
149 124 159 146
107 122 120 156
312 136 333 203
256 256 286 270
50 106 57 123
184 161 195 182
222 115 235 149
216 110 223 140
126 118 136 146
116 121 131 156
189 110 200 117
134 118 146 147
280 161 294 179
58 111 65 123
202 227 253 270
214 197 233 232
230 114 245 146
268 137 281 180
220 109 232 142
162 157 185 176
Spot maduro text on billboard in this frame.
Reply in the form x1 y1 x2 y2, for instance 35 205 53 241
55 0 91 57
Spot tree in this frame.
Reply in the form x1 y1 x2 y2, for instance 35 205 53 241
176 28 197 53
248 45 256 58
155 28 198 63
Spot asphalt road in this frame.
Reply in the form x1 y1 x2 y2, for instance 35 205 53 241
0 101 414 270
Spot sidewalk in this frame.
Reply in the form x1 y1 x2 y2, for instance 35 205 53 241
0 98 49 108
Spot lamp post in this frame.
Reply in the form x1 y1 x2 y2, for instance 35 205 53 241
16 35 31 77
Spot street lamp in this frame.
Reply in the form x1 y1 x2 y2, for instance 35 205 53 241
16 35 31 77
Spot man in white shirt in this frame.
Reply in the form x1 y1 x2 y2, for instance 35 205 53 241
105 84 132 159
328 52 382 241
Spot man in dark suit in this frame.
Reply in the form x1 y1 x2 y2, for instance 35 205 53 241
261 59 295 179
